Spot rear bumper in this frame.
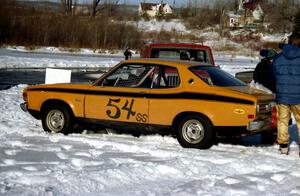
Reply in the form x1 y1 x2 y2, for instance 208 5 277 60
216 119 274 138
247 119 272 131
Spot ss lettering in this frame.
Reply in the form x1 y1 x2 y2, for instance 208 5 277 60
136 113 148 123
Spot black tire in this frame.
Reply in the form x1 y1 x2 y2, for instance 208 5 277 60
41 104 73 135
176 114 214 149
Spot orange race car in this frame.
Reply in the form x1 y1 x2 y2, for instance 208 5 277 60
20 59 276 149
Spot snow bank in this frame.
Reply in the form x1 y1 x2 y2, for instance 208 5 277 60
5 46 126 56
0 48 123 69
133 19 189 33
261 33 288 43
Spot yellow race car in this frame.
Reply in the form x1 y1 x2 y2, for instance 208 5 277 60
20 59 276 149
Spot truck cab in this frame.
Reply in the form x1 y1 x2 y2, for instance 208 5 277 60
140 43 215 65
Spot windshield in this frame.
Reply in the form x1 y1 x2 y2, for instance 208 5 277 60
190 66 246 87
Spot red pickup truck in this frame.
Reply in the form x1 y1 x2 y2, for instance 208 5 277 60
140 43 215 65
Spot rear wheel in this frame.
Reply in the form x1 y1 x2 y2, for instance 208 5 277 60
42 105 73 134
176 115 214 149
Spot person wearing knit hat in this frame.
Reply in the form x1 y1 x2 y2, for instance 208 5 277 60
253 48 277 93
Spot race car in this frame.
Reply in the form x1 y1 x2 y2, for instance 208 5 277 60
21 59 276 149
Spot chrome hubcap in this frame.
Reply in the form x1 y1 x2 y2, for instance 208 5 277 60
46 110 65 133
182 119 204 144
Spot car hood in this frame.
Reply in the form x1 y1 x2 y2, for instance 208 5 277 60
26 83 91 91
225 86 275 102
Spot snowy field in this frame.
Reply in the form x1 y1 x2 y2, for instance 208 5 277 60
0 47 259 76
0 49 300 195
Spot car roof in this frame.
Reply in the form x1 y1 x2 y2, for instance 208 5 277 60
124 58 214 68
145 43 211 50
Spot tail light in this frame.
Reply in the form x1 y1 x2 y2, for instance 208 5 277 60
248 114 255 119
271 106 277 129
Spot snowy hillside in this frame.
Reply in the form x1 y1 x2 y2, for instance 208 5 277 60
0 48 299 195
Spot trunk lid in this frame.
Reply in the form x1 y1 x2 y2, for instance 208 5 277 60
226 86 275 103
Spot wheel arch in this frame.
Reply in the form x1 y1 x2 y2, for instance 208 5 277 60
172 111 214 129
41 99 74 117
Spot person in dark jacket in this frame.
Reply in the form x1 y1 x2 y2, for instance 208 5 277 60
253 49 277 93
272 32 300 155
124 47 132 60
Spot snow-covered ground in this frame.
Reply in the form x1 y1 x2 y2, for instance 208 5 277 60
0 48 299 195
0 47 259 76
132 19 189 33
0 48 124 69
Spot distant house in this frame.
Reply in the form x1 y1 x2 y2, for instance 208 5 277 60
138 2 173 17
223 0 264 29
225 12 243 28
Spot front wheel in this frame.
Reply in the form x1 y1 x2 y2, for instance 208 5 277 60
42 105 73 134
176 115 214 149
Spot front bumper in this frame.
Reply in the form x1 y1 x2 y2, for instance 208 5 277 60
20 102 28 112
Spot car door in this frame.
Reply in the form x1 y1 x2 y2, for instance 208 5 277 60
84 63 156 125
148 65 182 126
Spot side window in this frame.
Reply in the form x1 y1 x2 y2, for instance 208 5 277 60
204 50 212 64
190 49 212 64
196 50 205 62
101 64 155 88
191 69 213 85
152 66 180 88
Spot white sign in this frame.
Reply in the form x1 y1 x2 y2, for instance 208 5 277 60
45 68 71 84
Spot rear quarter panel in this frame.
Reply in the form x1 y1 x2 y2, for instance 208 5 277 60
149 97 255 126
149 65 257 127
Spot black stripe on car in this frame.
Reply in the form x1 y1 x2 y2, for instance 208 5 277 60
28 88 254 105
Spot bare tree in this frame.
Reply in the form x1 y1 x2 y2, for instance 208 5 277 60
268 0 295 33
90 0 119 17
91 0 101 16
60 0 77 15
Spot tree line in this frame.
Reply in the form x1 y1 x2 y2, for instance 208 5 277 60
0 0 300 50
0 0 143 49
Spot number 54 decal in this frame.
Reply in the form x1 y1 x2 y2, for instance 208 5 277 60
106 98 148 123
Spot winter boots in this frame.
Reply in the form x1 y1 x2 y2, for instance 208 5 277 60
279 144 300 157
279 144 289 155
